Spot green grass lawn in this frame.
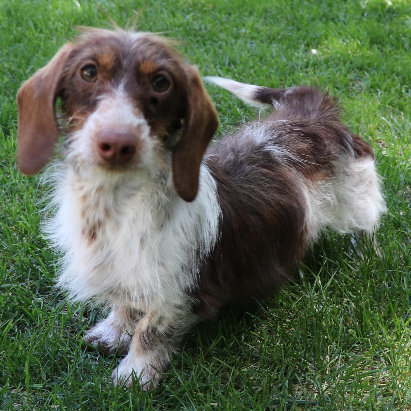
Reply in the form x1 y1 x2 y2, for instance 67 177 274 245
1 0 411 409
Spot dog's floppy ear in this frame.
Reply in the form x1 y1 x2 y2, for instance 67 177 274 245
172 65 219 202
17 43 74 175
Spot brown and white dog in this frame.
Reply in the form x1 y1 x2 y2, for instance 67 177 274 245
16 28 386 389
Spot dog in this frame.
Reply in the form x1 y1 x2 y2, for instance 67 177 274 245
16 28 386 389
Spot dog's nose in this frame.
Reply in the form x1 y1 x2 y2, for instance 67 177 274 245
97 130 137 164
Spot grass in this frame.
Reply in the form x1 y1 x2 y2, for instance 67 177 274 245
1 0 411 409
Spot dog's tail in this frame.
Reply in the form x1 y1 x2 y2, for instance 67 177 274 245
203 76 278 107
203 76 340 121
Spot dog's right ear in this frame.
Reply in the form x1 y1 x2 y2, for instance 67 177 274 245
17 44 74 175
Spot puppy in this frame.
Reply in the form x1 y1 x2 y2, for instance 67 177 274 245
16 28 386 389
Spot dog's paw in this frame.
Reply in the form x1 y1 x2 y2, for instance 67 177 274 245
84 318 132 355
111 354 163 390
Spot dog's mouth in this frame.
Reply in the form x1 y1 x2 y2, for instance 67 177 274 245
96 160 137 172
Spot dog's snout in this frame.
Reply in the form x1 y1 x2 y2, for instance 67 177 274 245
97 130 137 165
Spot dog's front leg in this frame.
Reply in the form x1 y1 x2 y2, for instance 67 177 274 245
111 306 197 390
85 305 143 355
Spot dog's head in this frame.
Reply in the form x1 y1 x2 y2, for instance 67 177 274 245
17 29 218 202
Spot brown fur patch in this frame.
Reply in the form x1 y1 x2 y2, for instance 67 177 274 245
98 53 116 70
139 60 158 74
82 219 103 245
133 313 178 356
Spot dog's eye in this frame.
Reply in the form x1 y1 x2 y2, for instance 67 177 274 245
81 65 98 82
152 74 170 93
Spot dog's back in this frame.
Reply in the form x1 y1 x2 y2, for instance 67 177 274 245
196 81 385 317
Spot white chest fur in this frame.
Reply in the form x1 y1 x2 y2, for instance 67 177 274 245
45 165 221 311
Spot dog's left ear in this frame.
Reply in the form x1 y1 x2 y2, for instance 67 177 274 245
17 43 74 175
172 65 219 202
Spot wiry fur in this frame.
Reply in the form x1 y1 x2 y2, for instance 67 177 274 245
46 164 220 306
17 31 385 390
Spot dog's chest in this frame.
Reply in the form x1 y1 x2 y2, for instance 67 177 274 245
74 185 182 300
54 168 220 307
